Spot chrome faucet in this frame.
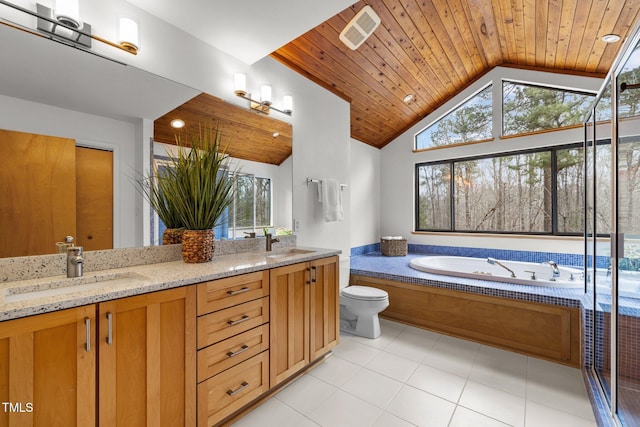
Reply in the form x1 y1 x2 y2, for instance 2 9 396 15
486 257 516 278
67 246 84 278
265 233 280 252
542 261 560 281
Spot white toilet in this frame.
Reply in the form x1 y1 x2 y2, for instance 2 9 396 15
340 286 389 339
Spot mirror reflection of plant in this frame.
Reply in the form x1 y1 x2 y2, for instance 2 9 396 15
140 167 184 230
168 124 238 231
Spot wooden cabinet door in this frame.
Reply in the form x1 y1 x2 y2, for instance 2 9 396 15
98 286 196 427
309 256 340 360
0 306 96 427
269 262 310 387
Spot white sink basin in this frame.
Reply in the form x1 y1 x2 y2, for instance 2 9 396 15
3 271 148 303
266 248 316 260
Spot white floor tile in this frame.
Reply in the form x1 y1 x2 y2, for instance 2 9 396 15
341 367 404 408
407 364 467 403
449 406 511 427
422 335 480 378
526 358 595 419
365 350 419 383
386 385 456 427
373 411 417 427
525 400 598 427
308 390 383 427
333 339 381 366
384 328 440 363
307 354 361 387
458 381 525 427
275 374 337 415
231 398 312 427
469 347 527 397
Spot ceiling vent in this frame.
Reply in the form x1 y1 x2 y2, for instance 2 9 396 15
339 5 381 50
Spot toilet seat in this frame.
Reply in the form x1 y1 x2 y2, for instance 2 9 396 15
342 286 388 301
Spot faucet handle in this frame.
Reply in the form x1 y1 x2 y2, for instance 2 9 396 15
67 246 83 257
524 270 536 280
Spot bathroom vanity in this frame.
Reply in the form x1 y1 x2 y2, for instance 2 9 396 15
0 246 340 427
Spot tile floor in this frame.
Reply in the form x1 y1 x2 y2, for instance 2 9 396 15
232 319 597 427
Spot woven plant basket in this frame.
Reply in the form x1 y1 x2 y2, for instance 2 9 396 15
181 229 215 263
162 228 184 245
380 238 408 256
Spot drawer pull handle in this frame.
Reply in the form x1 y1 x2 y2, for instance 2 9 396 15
227 315 250 326
227 287 250 296
227 344 249 358
106 312 113 345
85 318 91 352
227 381 249 396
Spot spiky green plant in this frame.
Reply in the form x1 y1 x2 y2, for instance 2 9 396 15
138 166 184 230
167 124 237 231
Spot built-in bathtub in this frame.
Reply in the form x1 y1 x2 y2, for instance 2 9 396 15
409 255 584 288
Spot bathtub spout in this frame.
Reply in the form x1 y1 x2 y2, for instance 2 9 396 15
486 258 516 278
542 261 560 281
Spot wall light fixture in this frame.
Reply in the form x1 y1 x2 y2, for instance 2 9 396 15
0 0 139 55
233 73 293 116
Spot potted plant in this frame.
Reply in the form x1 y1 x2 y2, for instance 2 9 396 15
168 123 236 263
139 166 185 245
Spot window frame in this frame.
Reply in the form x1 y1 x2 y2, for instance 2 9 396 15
414 142 585 236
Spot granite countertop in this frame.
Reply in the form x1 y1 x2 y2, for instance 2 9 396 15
0 247 340 322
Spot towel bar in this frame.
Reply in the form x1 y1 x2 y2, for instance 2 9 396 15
306 178 348 189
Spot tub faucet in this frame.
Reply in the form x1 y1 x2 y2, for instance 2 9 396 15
542 261 560 281
486 257 516 278
67 246 84 278
265 234 280 252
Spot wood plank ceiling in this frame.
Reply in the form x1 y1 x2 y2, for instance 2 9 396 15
272 0 640 149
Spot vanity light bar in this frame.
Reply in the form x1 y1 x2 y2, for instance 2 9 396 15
0 0 138 55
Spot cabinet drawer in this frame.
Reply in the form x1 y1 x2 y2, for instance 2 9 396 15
197 324 269 382
197 271 269 315
197 298 269 349
197 351 269 427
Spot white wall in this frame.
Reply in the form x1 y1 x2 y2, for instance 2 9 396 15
350 139 381 248
380 67 604 255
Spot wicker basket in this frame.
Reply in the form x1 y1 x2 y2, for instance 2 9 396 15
380 238 407 256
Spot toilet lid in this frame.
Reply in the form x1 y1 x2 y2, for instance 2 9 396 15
342 286 388 301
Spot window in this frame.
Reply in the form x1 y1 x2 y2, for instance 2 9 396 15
502 81 594 136
415 85 492 150
226 173 272 239
415 144 584 235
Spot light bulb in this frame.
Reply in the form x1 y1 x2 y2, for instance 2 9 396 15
260 85 272 105
118 18 139 54
234 73 247 96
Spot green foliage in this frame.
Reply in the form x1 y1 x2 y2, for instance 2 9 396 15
165 124 237 231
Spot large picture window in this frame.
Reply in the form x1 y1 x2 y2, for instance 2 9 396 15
415 85 492 150
415 144 584 235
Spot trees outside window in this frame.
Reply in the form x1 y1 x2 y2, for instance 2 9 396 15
415 85 492 150
503 81 594 136
416 145 584 235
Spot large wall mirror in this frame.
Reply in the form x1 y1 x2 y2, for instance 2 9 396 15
0 24 293 258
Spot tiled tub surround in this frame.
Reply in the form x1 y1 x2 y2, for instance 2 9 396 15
0 236 343 322
349 250 625 427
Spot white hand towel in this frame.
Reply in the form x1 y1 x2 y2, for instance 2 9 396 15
317 178 344 222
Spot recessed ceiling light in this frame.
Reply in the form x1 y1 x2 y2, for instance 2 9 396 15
403 94 415 103
170 119 185 129
602 34 621 43
272 132 280 138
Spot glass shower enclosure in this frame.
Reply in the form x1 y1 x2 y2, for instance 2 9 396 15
585 25 640 427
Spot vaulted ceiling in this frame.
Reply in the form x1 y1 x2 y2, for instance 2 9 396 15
272 0 640 148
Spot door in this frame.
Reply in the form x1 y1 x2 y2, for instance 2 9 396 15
0 306 96 427
76 146 113 251
269 262 310 386
98 286 196 427
309 256 340 360
0 129 76 257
